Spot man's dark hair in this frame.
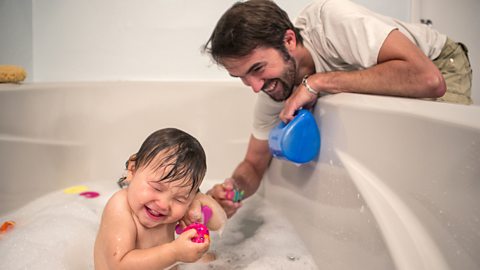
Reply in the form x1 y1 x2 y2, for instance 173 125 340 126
203 0 303 64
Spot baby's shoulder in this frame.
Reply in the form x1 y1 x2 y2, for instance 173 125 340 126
103 189 129 215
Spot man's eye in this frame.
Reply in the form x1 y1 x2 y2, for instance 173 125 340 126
253 66 263 73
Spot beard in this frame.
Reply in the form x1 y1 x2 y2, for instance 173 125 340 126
261 56 297 102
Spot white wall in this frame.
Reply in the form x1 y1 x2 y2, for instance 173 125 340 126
0 0 33 78
411 0 480 104
1 0 408 82
31 0 233 81
1 0 476 103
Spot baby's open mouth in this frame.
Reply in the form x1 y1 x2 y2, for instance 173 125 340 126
145 206 164 219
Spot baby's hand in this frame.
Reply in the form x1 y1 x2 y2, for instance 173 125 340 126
180 198 203 228
172 229 210 263
179 193 227 235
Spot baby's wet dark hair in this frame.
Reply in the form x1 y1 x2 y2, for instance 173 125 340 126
118 128 206 193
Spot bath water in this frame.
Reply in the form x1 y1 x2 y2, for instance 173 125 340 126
0 181 318 270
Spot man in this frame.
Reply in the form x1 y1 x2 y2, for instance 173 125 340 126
202 0 472 217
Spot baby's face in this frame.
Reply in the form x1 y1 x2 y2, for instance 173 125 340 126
126 161 196 229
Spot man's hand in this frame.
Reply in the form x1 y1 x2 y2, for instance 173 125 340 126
280 82 318 123
207 178 242 218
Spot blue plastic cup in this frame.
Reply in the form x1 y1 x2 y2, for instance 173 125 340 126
268 109 321 163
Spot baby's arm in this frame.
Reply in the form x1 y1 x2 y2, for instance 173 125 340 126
117 230 209 269
94 191 209 270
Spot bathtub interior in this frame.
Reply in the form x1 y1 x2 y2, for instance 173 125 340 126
264 94 480 270
0 82 319 269
0 181 318 270
0 82 254 214
1 82 480 270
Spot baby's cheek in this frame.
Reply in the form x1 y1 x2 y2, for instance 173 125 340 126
171 204 190 221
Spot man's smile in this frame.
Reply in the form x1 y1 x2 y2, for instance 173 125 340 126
262 80 278 94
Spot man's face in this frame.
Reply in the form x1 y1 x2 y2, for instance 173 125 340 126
222 47 297 102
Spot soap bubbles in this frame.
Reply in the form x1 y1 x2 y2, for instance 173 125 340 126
0 182 113 270
0 181 318 270
179 195 318 270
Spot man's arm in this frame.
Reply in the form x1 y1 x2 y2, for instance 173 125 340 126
207 135 272 217
314 29 446 97
280 29 446 121
232 135 272 198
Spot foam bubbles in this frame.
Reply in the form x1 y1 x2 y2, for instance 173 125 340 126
180 195 318 270
0 182 114 270
0 183 318 269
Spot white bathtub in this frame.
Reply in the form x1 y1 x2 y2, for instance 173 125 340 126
0 81 255 214
0 82 479 270
265 94 480 270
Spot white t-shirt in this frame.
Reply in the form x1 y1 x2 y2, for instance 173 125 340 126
252 0 447 140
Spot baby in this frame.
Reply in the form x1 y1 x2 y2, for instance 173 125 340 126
94 128 226 270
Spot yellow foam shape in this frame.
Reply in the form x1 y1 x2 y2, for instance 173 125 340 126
63 185 89 194
0 65 27 83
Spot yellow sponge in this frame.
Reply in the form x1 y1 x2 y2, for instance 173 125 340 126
0 65 27 83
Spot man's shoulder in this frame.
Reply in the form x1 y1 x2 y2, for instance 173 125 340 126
296 0 357 30
299 0 348 14
252 93 284 140
254 92 284 117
